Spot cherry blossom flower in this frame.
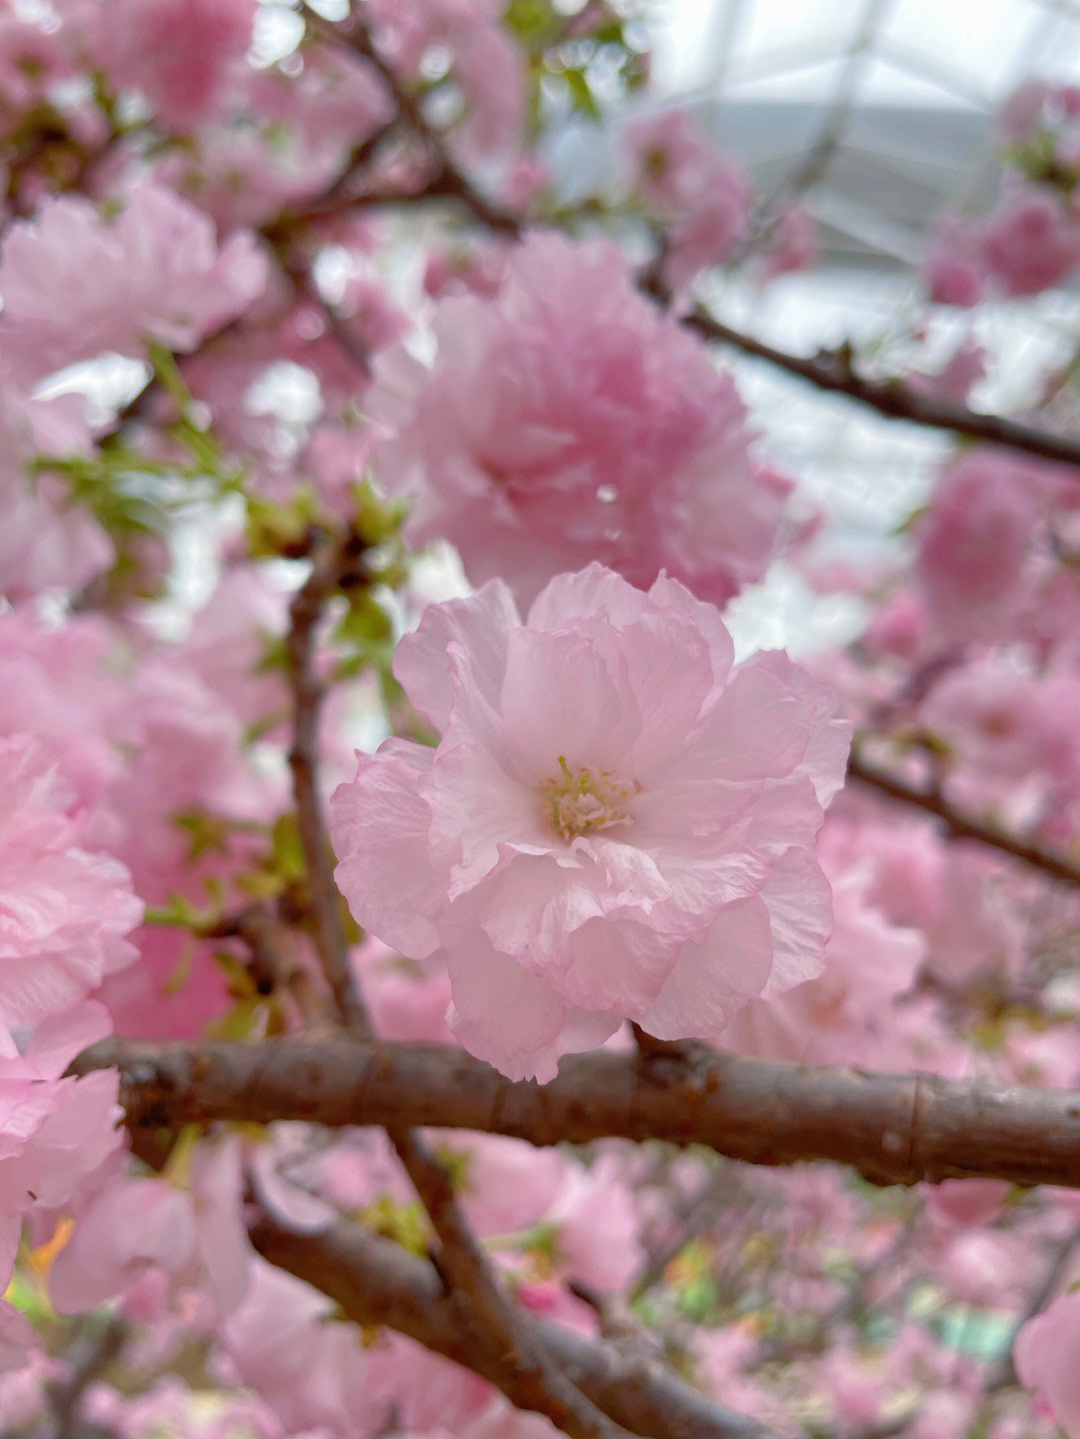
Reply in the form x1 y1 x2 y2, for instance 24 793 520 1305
998 80 1080 144
49 1136 250 1320
0 182 268 382
0 1002 124 1296
85 0 257 130
978 178 1080 296
622 110 752 287
923 214 987 306
222 1260 395 1439
722 844 925 1068
914 450 1059 646
370 233 790 609
0 383 111 602
0 735 141 1028
365 0 525 160
331 565 850 1080
1015 1290 1080 1439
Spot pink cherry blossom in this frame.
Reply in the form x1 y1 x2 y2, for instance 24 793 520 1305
370 233 790 609
623 109 720 212
757 202 817 282
0 181 268 381
722 843 925 1068
222 1259 395 1439
914 450 1055 646
48 1135 250 1319
0 611 122 813
1015 1289 1080 1437
979 178 1080 296
0 1003 124 1295
905 337 987 405
331 565 850 1080
0 735 141 1027
0 16 76 121
365 0 525 160
925 1178 1011 1226
923 215 987 306
622 109 752 286
919 655 1080 832
998 80 1066 144
0 383 111 601
86 0 256 129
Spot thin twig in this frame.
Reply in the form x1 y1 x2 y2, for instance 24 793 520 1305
388 1128 630 1439
300 5 522 239
284 530 372 1030
847 748 1080 887
44 1315 127 1436
984 1221 1080 1392
302 4 1080 473
207 902 336 1026
675 301 1080 472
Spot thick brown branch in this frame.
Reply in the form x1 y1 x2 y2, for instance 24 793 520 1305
847 749 1080 886
249 1211 779 1439
74 1036 1080 1190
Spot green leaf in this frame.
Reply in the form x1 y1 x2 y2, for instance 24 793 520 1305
503 0 558 45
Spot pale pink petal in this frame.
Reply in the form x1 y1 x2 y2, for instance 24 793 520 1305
394 580 519 733
638 894 775 1042
331 742 443 961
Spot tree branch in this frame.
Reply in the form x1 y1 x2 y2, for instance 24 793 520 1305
300 4 522 238
74 1036 1080 1190
676 302 1080 472
846 748 1080 886
284 530 372 1030
248 1210 780 1439
206 902 336 1026
298 9 1080 478
393 1127 631 1439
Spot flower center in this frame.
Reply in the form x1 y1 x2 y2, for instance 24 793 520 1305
540 755 637 840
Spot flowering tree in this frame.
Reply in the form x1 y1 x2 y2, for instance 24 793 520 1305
5 3 1080 1437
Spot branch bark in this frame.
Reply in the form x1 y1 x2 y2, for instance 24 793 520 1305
284 530 372 1031
248 1211 780 1439
847 748 1080 887
675 303 1080 472
74 1036 1080 1190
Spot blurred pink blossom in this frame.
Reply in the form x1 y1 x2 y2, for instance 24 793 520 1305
0 181 268 380
371 233 789 609
1016 1289 1080 1439
81 0 256 129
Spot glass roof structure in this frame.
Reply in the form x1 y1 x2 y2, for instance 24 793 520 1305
591 2 1080 656
648 0 1080 266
